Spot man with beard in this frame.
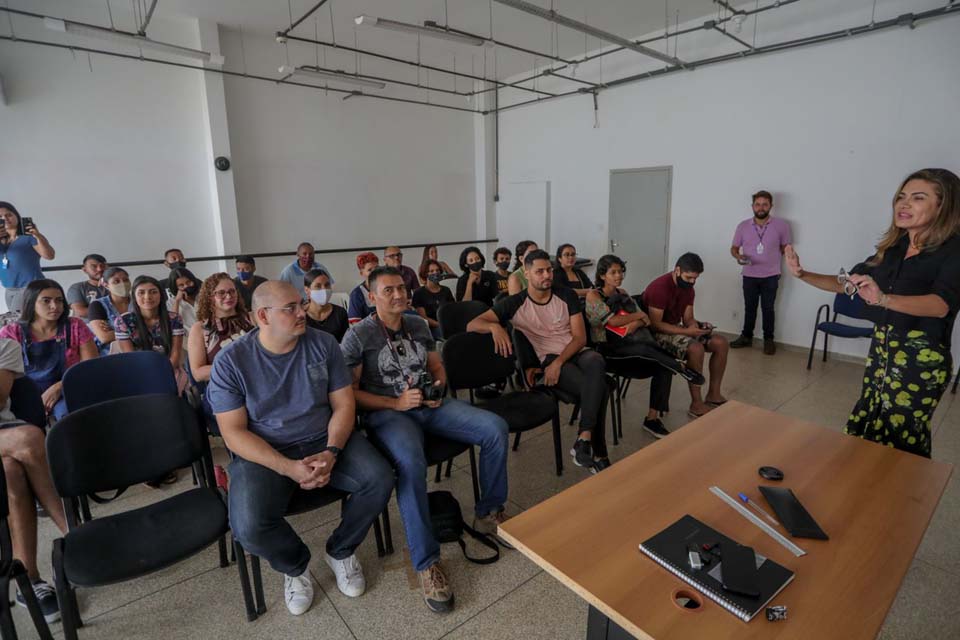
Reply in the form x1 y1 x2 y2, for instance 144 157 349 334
729 190 792 355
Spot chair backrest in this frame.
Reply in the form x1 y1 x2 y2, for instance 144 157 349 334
832 293 873 322
9 376 47 428
510 327 542 389
442 332 516 390
62 351 177 413
438 301 489 339
46 394 204 499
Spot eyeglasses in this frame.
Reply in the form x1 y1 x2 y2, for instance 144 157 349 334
263 301 309 315
213 289 237 299
561 252 577 258
385 252 403 260
837 268 859 298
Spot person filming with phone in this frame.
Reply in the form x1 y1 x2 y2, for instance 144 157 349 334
0 203 55 314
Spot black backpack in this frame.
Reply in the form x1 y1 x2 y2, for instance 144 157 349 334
428 491 500 565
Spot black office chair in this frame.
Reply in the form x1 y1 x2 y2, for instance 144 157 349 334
0 465 54 640
8 377 47 431
45 394 234 639
443 332 564 475
438 301 488 339
234 486 391 622
806 294 874 369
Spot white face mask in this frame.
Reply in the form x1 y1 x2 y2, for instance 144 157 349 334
310 289 331 305
108 281 131 298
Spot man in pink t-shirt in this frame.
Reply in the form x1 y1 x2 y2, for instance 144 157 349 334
729 190 793 355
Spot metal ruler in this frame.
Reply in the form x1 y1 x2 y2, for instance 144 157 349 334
709 486 807 557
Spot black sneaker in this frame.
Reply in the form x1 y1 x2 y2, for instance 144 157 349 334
643 418 671 439
590 458 612 474
570 438 593 468
730 335 753 349
16 579 60 623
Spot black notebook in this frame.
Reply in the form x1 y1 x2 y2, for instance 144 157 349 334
639 514 795 622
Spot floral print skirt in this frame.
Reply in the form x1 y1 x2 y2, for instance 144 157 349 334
844 325 952 458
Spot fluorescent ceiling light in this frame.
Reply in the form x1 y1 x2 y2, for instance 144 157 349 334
43 17 224 66
492 0 688 68
278 65 387 89
354 15 485 47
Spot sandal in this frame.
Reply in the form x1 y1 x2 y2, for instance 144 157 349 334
705 399 727 407
145 471 179 489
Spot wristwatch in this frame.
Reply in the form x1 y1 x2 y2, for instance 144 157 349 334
323 445 342 459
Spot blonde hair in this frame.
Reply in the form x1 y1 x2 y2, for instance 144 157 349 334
869 168 960 265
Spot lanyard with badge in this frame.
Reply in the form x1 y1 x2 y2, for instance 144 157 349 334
377 315 414 370
753 222 769 255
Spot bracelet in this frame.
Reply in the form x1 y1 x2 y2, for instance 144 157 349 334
867 293 890 308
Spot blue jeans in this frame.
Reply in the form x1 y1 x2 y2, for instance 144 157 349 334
228 432 394 577
364 398 509 571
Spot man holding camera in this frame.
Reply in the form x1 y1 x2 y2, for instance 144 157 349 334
642 252 729 419
341 266 509 614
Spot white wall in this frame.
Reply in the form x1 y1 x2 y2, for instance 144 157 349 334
497 13 960 359
218 27 481 290
0 2 221 305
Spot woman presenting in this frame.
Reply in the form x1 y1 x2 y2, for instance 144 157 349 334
786 168 960 457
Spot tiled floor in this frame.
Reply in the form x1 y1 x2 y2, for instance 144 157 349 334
9 345 959 639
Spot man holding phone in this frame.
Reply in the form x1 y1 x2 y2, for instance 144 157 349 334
0 203 55 314
642 253 729 419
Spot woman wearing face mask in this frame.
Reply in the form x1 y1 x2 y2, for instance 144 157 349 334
304 269 349 342
555 244 592 299
87 267 132 355
188 273 254 384
0 279 97 419
167 267 201 331
415 259 455 339
0 202 56 314
418 245 456 285
507 240 539 295
456 246 498 306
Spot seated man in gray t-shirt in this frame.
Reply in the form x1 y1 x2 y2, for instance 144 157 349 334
208 281 393 616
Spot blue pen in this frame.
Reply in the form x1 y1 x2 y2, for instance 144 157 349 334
738 492 780 527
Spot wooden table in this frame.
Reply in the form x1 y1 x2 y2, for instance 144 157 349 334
498 401 953 640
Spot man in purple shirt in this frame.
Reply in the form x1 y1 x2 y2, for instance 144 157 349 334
729 190 792 355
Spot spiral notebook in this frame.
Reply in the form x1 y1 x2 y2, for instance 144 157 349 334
639 514 795 622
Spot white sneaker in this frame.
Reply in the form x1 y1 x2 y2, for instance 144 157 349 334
325 553 366 597
284 573 314 616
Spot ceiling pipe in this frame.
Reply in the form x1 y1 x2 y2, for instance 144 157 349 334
709 22 754 50
492 0 690 68
139 0 159 35
471 0 800 97
278 0 332 39
0 33 481 115
280 32 556 98
494 2 959 113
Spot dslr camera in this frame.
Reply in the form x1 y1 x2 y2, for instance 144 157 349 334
418 373 446 403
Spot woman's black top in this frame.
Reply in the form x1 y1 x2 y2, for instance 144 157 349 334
412 285 454 321
851 233 960 346
557 267 591 291
305 305 349 342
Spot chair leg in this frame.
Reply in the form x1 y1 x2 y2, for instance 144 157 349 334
381 506 394 554
233 542 258 622
53 540 80 640
616 390 624 439
952 365 959 395
822 329 829 363
0 574 19 640
620 378 633 400
512 431 521 451
551 413 563 476
433 463 442 483
250 555 266 615
218 534 229 568
569 403 580 426
79 496 92 523
444 458 454 478
373 517 385 558
806 328 818 370
13 567 54 640
609 386 619 447
468 446 480 505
